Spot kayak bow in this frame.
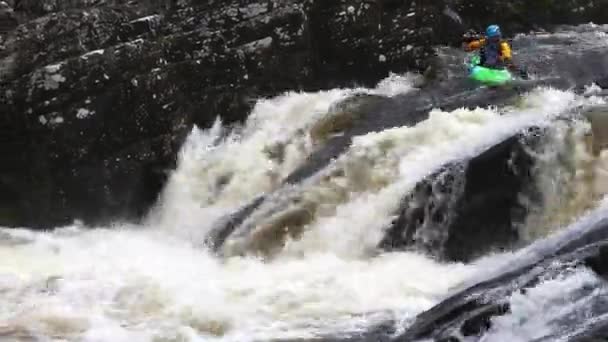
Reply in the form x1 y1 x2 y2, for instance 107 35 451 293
467 54 513 86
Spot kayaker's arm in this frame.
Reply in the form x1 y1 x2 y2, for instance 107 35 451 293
463 39 484 52
499 41 527 78
499 41 512 62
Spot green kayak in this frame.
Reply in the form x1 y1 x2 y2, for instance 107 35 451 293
467 55 513 86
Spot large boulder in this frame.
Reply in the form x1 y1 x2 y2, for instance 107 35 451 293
380 127 543 262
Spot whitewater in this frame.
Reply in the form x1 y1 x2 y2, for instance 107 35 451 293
3 69 608 341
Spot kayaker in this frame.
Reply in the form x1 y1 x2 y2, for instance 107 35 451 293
463 25 512 69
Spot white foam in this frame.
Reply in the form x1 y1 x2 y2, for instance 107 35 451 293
150 74 419 240
371 72 419 97
481 267 605 342
0 83 602 341
280 87 579 258
0 227 478 341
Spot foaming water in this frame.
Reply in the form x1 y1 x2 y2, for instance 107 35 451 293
150 89 352 240
150 74 418 241
373 72 421 97
0 226 480 341
1 82 606 341
278 107 516 258
226 87 583 258
479 266 607 342
521 93 608 241
522 119 597 240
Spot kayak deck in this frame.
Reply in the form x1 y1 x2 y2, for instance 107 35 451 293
467 55 513 86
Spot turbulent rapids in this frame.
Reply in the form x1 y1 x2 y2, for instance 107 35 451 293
6 24 608 342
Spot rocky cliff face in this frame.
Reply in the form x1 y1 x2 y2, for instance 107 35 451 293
450 0 608 33
1 0 607 228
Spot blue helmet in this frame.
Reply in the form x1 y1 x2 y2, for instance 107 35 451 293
486 25 501 38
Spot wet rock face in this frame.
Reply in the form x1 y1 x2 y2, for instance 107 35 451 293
0 0 453 228
1 0 606 228
0 1 17 33
0 0 313 228
381 128 543 262
450 0 608 34
307 0 439 86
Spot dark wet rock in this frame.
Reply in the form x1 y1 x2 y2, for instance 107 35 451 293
0 0 312 228
459 303 510 337
204 195 266 251
267 320 399 342
394 215 608 342
584 244 608 280
568 316 608 342
380 126 544 262
309 93 387 145
0 1 17 32
449 0 608 35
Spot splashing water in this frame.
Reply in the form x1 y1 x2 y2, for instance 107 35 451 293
0 227 481 341
224 87 587 259
2 77 608 341
479 266 608 342
149 74 418 241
